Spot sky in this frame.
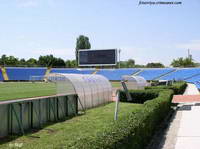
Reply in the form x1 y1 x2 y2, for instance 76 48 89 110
0 0 200 66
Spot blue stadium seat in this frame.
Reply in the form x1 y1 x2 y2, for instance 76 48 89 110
76 69 95 74
6 67 47 81
160 68 200 81
50 68 94 74
194 82 200 89
50 68 81 74
136 68 175 80
185 74 200 83
96 69 140 81
0 68 3 81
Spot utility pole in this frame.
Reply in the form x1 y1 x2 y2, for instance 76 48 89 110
188 49 192 60
118 49 121 69
188 49 190 59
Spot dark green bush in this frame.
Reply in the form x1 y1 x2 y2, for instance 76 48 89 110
119 89 159 103
145 81 187 94
119 82 186 104
72 90 174 149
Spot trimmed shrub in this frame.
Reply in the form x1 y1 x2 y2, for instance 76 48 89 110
119 89 159 103
145 81 187 94
119 82 186 104
71 90 174 149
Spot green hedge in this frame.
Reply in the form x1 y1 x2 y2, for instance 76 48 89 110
119 82 186 103
68 82 187 148
119 89 159 103
71 90 174 149
145 82 187 94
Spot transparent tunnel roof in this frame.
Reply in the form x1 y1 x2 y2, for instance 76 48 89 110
122 75 147 90
47 73 112 110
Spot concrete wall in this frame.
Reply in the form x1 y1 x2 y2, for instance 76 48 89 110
0 94 78 137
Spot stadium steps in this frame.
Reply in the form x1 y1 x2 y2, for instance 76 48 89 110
132 69 143 75
93 69 99 74
154 69 177 80
44 67 51 78
1 67 9 81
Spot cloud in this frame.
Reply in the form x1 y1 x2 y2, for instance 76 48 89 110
176 40 200 50
17 0 38 8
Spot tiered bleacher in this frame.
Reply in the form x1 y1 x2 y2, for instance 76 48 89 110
185 74 200 83
0 68 3 81
194 82 200 89
76 69 95 74
1 67 200 89
6 67 47 81
160 68 200 81
136 68 175 80
96 68 140 81
185 74 200 89
50 68 94 74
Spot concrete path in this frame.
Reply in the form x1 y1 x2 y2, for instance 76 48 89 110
157 83 200 149
184 83 199 95
175 104 200 149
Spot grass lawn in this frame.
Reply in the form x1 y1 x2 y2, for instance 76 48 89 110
0 82 120 101
0 82 56 101
0 102 143 149
111 81 121 88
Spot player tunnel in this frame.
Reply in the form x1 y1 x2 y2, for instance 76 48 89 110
122 75 148 90
47 73 113 110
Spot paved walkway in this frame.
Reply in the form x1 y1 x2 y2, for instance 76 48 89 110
159 83 200 149
183 83 200 95
175 103 200 149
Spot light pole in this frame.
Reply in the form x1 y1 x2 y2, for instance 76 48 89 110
118 49 121 69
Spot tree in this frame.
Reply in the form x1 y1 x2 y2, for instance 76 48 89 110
146 62 164 68
69 60 77 68
127 59 135 68
0 55 7 65
18 58 26 66
75 35 91 66
38 55 55 67
0 55 19 66
26 58 38 66
38 55 66 67
53 58 65 67
171 57 195 67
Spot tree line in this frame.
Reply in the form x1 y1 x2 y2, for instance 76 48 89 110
0 54 77 68
0 35 198 68
0 54 197 68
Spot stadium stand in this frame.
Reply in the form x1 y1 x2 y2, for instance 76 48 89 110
136 68 175 80
50 68 80 74
1 67 200 90
0 68 4 81
77 69 95 74
185 74 200 89
194 82 200 89
160 68 200 81
6 67 47 81
50 68 94 74
185 74 200 83
96 68 140 81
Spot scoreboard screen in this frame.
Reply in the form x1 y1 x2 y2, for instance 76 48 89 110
78 49 117 66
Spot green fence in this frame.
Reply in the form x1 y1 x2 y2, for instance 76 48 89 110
0 94 78 137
